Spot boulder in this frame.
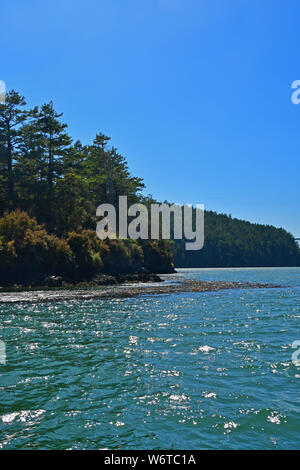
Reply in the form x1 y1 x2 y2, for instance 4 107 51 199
43 276 63 287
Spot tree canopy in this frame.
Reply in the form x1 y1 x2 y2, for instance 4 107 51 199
0 90 145 235
0 89 299 281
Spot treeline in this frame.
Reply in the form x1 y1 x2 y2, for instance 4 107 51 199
0 90 173 285
1 90 299 282
174 210 300 267
0 90 145 233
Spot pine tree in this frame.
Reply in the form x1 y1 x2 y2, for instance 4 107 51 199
0 90 28 208
34 101 72 229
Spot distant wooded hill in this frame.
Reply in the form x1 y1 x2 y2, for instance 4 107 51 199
174 210 300 268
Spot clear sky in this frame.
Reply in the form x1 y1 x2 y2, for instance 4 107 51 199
1 0 300 236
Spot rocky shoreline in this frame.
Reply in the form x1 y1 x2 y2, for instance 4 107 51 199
0 277 281 304
0 271 163 291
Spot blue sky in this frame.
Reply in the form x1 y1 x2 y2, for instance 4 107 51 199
2 0 300 236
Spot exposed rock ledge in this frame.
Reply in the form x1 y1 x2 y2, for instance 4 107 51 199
0 278 281 304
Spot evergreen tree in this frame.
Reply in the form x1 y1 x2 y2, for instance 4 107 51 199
0 90 28 209
33 101 72 229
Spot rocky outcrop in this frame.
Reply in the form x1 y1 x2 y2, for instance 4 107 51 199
43 276 63 287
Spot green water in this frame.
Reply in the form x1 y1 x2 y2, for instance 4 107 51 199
0 267 300 450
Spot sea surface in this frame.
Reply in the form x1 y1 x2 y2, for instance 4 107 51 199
0 267 300 450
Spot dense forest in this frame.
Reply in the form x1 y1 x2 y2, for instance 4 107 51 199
174 211 300 267
0 90 299 286
0 90 173 285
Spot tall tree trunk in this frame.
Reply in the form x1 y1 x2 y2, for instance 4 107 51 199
6 127 14 207
47 132 54 230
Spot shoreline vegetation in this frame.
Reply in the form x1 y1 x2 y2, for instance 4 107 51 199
0 276 281 304
0 90 299 291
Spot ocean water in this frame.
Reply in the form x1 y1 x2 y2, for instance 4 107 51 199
0 267 300 450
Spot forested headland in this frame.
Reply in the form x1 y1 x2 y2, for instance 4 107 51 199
174 211 300 268
0 90 299 287
0 90 173 286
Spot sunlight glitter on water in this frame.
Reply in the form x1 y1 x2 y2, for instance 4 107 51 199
0 268 300 449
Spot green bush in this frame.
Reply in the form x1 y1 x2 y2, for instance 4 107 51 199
0 211 74 284
124 239 144 271
100 239 144 274
100 239 131 274
142 240 175 273
0 237 17 269
67 231 103 279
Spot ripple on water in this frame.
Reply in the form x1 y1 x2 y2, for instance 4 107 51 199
0 268 300 449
